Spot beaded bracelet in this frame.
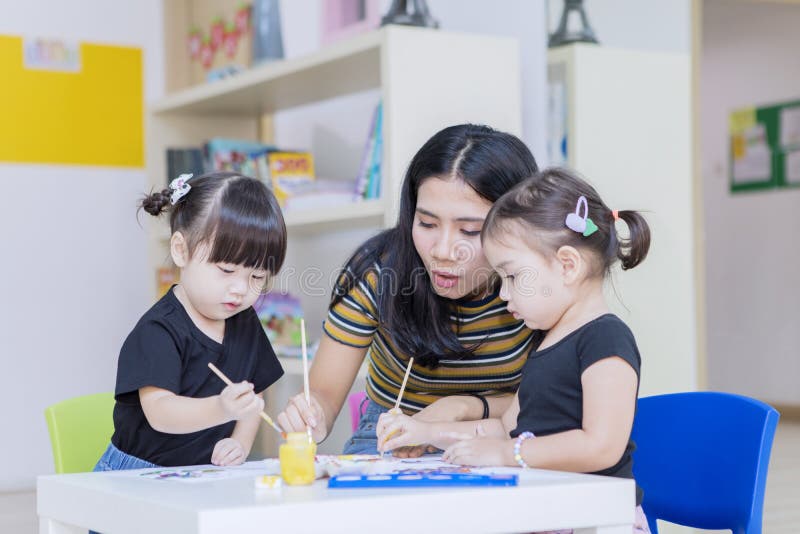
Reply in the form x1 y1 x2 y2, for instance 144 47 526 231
513 431 535 468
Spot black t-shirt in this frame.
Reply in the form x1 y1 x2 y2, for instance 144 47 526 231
511 314 643 504
112 287 284 467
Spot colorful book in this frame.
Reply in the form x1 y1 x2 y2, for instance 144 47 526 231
354 102 381 200
266 151 316 206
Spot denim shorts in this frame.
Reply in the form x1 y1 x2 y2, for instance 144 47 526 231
93 442 159 472
342 398 388 455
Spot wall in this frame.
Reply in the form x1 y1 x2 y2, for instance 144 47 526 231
547 0 691 54
702 0 800 404
0 0 163 491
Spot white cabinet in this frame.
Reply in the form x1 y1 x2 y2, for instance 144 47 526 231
548 43 697 395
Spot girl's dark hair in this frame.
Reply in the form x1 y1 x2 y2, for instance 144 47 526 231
140 171 287 275
332 124 539 369
483 167 650 276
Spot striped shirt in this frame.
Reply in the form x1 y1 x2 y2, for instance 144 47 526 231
323 263 535 413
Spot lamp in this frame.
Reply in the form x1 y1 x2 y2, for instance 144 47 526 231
381 0 439 29
549 0 599 48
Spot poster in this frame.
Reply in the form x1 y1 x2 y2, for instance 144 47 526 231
729 98 800 193
0 35 143 167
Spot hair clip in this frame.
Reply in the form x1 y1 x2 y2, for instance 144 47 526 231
565 196 598 237
169 173 193 205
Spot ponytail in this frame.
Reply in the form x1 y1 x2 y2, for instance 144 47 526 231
615 210 650 271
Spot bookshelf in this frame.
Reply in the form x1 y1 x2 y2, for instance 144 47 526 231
147 24 523 342
147 22 522 456
547 44 696 397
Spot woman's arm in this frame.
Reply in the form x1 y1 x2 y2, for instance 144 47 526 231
444 358 638 470
139 381 264 434
413 393 515 423
276 335 368 442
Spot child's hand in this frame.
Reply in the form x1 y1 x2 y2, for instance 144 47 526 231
218 381 264 421
277 392 327 443
376 410 432 453
211 438 246 466
442 436 515 467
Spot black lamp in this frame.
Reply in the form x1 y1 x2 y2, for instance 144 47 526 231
549 0 599 48
381 0 439 29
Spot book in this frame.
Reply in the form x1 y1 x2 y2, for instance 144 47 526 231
354 102 381 200
365 103 383 199
266 151 316 206
166 148 205 185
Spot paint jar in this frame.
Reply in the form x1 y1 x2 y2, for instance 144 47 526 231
279 432 316 485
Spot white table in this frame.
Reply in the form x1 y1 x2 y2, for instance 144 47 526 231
37 463 635 533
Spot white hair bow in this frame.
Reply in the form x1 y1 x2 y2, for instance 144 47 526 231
169 174 194 205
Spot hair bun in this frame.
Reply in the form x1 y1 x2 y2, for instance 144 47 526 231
141 188 172 216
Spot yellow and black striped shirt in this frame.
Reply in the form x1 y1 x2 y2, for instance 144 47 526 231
323 263 535 413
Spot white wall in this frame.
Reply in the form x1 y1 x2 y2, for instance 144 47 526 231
0 0 163 491
702 0 800 404
547 0 691 54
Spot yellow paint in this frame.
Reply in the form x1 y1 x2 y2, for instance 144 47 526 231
279 432 317 485
0 35 143 167
729 107 756 136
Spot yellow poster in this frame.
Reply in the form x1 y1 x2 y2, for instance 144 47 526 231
0 35 143 167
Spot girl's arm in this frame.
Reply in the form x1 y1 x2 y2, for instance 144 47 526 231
139 381 264 434
445 357 638 471
229 396 264 456
412 393 515 423
211 395 265 466
276 335 368 442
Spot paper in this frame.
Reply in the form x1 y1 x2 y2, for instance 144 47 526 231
785 149 800 185
780 106 800 149
731 123 771 185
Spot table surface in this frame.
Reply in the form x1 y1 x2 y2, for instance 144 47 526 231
38 460 636 533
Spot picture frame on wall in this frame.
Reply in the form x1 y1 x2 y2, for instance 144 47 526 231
321 0 381 45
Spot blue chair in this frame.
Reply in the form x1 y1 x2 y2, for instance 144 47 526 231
631 392 779 534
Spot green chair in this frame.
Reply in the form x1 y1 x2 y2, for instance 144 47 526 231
44 392 115 474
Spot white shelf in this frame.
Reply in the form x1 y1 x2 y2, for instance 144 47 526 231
151 30 383 116
278 355 366 379
147 25 523 306
283 198 385 233
154 198 386 241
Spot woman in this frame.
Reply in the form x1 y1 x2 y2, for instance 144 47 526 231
277 124 539 455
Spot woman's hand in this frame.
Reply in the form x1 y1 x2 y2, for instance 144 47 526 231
376 410 434 453
211 438 246 466
276 392 327 443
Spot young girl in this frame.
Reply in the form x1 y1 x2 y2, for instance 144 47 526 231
94 172 287 471
376 167 651 533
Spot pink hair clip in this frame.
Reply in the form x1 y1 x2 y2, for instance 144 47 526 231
565 196 598 237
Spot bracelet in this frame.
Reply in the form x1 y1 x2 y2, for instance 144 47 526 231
513 431 535 468
467 394 489 419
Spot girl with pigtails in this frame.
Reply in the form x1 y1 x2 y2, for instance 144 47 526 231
377 167 652 533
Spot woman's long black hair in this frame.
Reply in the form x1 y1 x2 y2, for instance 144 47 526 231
331 124 538 368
